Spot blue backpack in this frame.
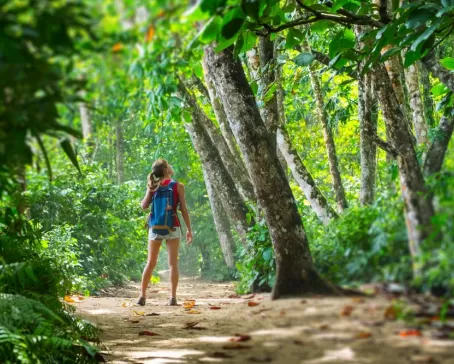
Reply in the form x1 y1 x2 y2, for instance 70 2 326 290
148 181 177 235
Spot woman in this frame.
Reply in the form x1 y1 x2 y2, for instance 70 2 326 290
138 159 193 306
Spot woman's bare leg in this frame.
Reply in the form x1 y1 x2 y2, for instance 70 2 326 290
166 238 180 299
140 240 162 297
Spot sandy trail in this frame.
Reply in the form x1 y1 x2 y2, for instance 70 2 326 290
76 277 454 364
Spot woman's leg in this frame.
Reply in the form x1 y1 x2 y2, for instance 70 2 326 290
166 238 180 299
140 240 162 297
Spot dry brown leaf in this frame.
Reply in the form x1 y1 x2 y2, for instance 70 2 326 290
399 329 422 337
293 339 305 346
248 301 260 307
356 331 372 339
319 324 330 330
145 313 160 316
138 330 159 336
210 352 233 358
210 306 222 310
149 290 159 293
301 300 307 304
384 305 397 320
129 320 140 324
410 355 435 363
182 302 195 309
77 296 85 300
222 344 252 350
229 334 251 342
184 321 199 329
133 310 145 316
352 297 365 304
243 294 256 299
185 309 201 314
341 305 355 317
248 356 272 363
228 293 241 298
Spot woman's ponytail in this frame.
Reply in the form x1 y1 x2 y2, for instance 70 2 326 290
147 158 168 191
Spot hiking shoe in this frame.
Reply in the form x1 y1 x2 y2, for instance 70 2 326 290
137 297 146 306
167 297 177 306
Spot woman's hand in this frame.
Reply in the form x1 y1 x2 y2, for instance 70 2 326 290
186 230 193 245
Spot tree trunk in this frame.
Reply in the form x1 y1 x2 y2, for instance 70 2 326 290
258 35 279 150
372 63 435 274
403 61 429 146
358 72 378 205
115 121 124 184
79 102 95 160
277 126 338 224
181 87 251 242
202 169 236 268
275 47 289 173
419 64 436 127
204 45 339 298
305 44 348 211
423 115 454 176
179 79 255 202
422 50 454 94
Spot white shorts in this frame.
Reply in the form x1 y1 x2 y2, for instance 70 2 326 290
148 228 181 241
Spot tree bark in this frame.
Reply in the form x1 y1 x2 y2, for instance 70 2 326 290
277 126 338 224
358 72 378 205
115 121 124 184
423 115 454 176
179 79 255 202
304 44 348 211
419 64 436 127
202 169 236 268
372 63 435 274
403 61 429 146
79 102 95 160
204 45 339 298
181 85 251 243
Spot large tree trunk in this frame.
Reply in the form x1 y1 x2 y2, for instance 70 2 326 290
358 72 378 205
373 63 435 274
202 169 236 268
424 115 454 176
181 84 251 242
179 79 255 202
304 44 348 211
204 45 339 298
115 121 124 184
258 35 279 150
404 62 429 146
277 126 338 224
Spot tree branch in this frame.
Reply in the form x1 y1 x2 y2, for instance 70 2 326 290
373 135 398 158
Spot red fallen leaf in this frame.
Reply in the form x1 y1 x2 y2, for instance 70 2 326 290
248 301 260 307
222 344 252 350
210 352 233 358
356 331 372 339
138 330 159 336
399 329 422 337
341 305 355 317
243 294 256 299
228 293 241 299
210 306 222 310
229 334 251 342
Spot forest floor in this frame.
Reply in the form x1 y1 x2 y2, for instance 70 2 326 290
76 275 454 364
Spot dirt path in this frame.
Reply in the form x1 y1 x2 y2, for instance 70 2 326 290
76 277 454 364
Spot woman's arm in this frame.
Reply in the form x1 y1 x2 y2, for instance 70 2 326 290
141 188 153 210
177 183 193 244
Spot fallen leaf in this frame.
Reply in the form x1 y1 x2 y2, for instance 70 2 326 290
184 321 199 329
293 339 304 346
248 356 272 363
130 320 140 324
384 305 397 320
410 355 435 363
121 302 131 308
138 330 159 336
341 305 354 317
248 301 260 307
356 331 372 339
133 310 145 316
210 352 233 358
228 293 241 298
145 313 160 316
361 320 385 327
301 300 307 304
399 329 422 337
185 309 201 314
64 295 76 303
77 296 85 300
183 302 195 309
229 334 251 342
319 324 330 330
352 297 365 304
210 306 222 310
222 344 252 350
149 290 159 293
280 310 286 316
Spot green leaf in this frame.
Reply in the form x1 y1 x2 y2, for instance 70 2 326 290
311 20 335 34
410 21 441 53
440 57 454 70
221 8 245 39
380 47 401 61
241 0 260 19
201 0 227 13
241 31 257 53
60 139 81 174
215 33 239 52
285 28 304 49
405 9 434 29
441 0 454 7
200 16 221 43
263 248 273 262
293 52 315 66
431 83 449 97
329 29 355 58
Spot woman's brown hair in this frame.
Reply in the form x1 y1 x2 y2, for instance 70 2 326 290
147 159 169 191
